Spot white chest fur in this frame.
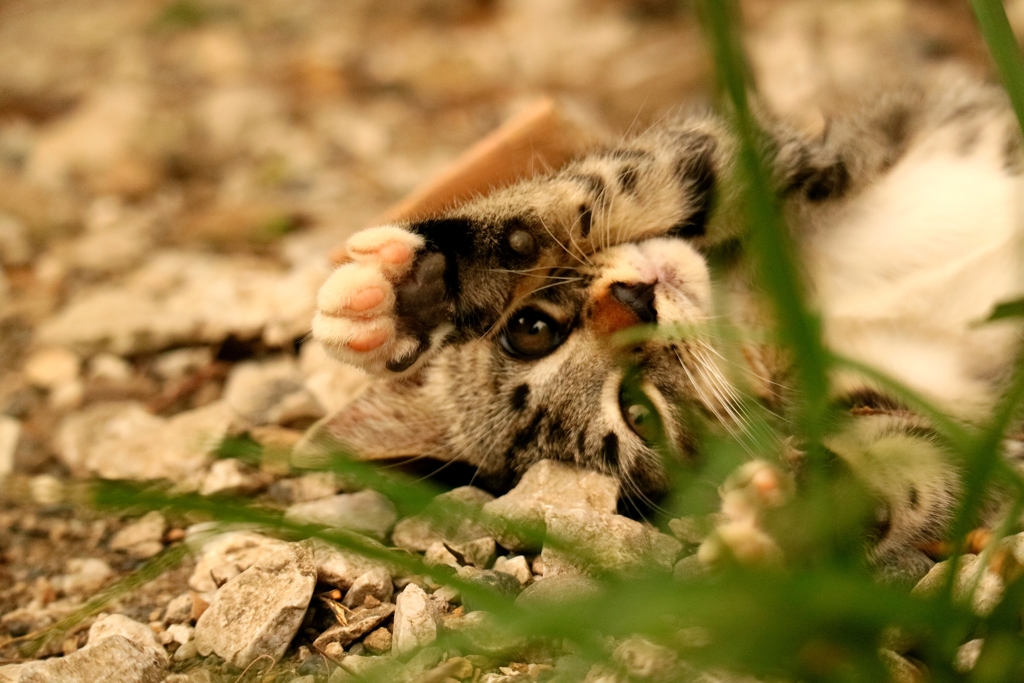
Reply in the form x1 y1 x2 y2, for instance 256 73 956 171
806 121 1024 417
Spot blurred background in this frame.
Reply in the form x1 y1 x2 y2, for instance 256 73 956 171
0 0 1016 478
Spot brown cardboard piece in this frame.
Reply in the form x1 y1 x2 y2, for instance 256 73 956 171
329 98 603 265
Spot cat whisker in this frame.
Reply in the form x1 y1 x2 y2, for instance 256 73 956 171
535 212 591 269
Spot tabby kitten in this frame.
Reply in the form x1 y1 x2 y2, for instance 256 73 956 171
311 80 1024 581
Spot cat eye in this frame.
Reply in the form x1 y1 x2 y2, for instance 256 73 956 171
619 375 666 444
499 307 567 359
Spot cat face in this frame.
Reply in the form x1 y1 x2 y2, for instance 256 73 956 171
320 235 746 501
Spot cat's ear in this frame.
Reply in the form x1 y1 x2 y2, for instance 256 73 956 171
295 379 449 467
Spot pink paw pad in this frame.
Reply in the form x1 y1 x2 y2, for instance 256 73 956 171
347 287 386 313
378 242 412 265
347 328 389 352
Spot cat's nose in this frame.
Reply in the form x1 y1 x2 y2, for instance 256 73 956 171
610 281 657 324
589 280 658 336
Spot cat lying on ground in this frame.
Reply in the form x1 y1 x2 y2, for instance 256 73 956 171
310 79 1024 584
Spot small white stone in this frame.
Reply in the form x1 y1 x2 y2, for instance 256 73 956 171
188 531 290 595
14 634 167 683
57 400 235 482
392 583 441 655
912 555 1004 616
493 555 533 586
172 638 199 663
541 508 681 577
194 542 317 668
164 623 194 646
482 460 619 552
285 490 397 541
24 347 80 389
152 348 214 380
86 614 166 661
199 458 266 496
29 474 64 505
37 252 329 356
163 593 194 625
54 558 114 596
342 568 393 607
224 357 305 425
88 353 133 382
110 511 167 552
956 638 984 672
612 636 678 680
424 541 460 568
311 538 394 590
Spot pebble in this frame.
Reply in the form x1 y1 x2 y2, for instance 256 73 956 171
391 486 495 553
424 541 460 568
956 638 984 673
442 610 525 657
29 474 64 505
880 648 926 683
455 566 522 611
362 627 392 655
392 583 441 655
342 568 394 607
270 471 343 504
53 558 114 596
57 400 235 482
37 252 329 355
450 536 497 569
194 542 317 668
23 347 80 389
514 574 603 612
164 667 215 681
85 614 166 661
87 353 133 382
11 635 167 683
668 516 708 545
540 508 682 577
285 489 397 541
0 415 19 481
311 538 394 590
482 460 619 551
223 357 307 425
199 458 268 496
312 601 395 650
493 555 533 586
109 511 167 555
188 531 290 595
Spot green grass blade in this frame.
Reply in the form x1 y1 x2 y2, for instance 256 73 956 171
971 0 1024 133
697 0 831 447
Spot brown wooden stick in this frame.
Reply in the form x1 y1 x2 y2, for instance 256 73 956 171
330 98 603 264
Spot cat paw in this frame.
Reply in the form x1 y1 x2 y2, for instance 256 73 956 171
697 460 790 567
313 226 451 375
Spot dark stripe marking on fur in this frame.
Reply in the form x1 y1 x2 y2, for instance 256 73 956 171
804 160 851 202
669 136 717 238
511 384 530 412
602 432 619 468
